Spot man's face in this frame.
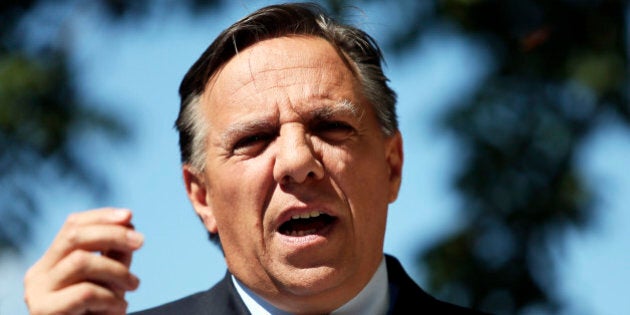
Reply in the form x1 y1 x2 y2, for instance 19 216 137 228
185 36 403 312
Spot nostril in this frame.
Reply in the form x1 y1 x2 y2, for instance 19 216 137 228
279 171 316 187
280 174 292 185
273 143 324 184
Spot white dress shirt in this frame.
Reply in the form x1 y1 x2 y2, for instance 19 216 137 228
232 256 390 315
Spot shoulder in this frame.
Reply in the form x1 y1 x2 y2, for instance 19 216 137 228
128 272 250 315
385 254 491 314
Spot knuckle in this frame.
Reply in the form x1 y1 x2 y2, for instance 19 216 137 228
112 299 129 313
74 283 123 313
23 263 47 292
79 287 96 302
76 283 102 306
63 224 81 247
68 251 93 273
23 293 33 310
65 212 81 226
23 266 36 285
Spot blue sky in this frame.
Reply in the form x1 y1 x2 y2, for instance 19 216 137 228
1 1 629 314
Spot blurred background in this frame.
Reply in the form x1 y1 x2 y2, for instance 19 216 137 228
1 0 628 314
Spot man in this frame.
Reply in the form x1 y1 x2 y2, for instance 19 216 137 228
24 3 488 314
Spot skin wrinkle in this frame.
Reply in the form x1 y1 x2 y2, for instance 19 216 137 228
240 42 332 98
219 120 278 153
251 64 324 73
218 100 365 156
181 22 398 173
246 44 258 94
188 36 402 313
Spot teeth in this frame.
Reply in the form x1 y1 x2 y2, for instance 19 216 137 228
291 211 322 220
289 229 316 236
284 212 324 237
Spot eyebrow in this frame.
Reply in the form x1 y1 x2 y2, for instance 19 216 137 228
307 99 363 121
219 99 364 145
220 119 277 146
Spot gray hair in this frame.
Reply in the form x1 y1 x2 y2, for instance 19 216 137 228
176 2 398 173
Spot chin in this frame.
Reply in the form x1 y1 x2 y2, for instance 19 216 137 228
276 263 347 295
269 268 352 315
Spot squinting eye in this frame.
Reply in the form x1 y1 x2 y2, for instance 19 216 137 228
233 133 273 155
312 121 355 141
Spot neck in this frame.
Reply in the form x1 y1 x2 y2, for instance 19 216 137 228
232 256 389 315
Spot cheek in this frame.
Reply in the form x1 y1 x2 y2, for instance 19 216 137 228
208 158 275 232
329 143 391 215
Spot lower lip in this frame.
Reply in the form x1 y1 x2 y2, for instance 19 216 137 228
276 220 336 247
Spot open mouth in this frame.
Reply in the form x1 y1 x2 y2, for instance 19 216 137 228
278 211 336 236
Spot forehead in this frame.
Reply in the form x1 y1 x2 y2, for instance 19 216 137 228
202 36 360 110
219 36 351 80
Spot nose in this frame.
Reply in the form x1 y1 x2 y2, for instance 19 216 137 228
273 125 324 185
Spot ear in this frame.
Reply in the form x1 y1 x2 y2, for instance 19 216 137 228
183 165 218 234
385 131 403 203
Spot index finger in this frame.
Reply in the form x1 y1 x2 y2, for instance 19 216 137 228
37 208 139 269
63 207 133 226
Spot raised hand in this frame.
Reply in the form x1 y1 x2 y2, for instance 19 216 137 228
24 208 144 315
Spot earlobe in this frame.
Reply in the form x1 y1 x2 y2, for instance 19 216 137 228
183 166 218 233
385 132 404 203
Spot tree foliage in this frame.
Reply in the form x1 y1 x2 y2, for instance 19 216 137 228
1 1 124 254
328 0 628 313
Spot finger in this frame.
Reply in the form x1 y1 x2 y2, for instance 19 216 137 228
57 282 128 315
49 250 139 293
104 248 133 268
102 248 135 299
67 282 128 315
36 208 135 264
65 208 133 226
39 224 143 273
26 282 128 315
104 217 136 267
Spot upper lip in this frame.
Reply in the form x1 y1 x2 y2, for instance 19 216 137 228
274 204 336 231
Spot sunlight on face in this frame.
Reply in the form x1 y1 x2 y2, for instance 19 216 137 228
191 36 402 313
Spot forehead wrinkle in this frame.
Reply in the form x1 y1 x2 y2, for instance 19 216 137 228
252 65 324 77
246 49 259 94
242 40 347 87
228 63 323 101
239 64 331 95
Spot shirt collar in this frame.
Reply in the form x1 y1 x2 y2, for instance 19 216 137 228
231 256 389 315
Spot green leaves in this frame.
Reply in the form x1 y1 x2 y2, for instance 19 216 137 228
0 2 129 255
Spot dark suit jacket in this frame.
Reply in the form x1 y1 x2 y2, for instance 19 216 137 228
130 255 489 314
